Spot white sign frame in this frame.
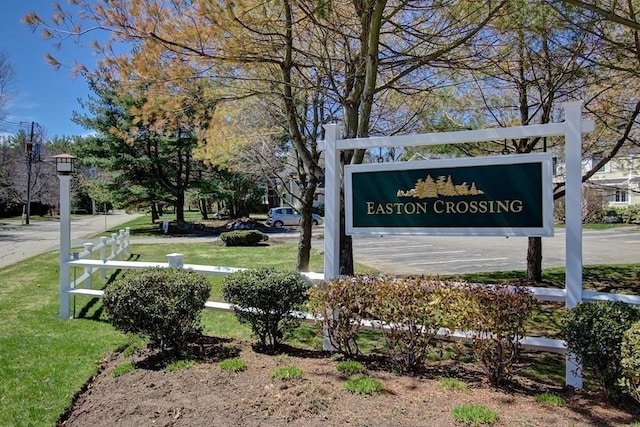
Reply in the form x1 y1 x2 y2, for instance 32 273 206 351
344 153 554 237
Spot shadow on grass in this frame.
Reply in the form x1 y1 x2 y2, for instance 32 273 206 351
74 254 142 320
455 264 640 294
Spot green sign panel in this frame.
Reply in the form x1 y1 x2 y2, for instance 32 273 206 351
345 154 553 236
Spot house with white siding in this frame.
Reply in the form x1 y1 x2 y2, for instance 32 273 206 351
583 153 640 206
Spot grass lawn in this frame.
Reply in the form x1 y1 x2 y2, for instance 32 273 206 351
0 236 638 426
0 253 129 426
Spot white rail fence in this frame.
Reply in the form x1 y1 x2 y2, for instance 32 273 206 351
61 232 640 357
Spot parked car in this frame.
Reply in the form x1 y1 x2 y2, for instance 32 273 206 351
266 207 323 228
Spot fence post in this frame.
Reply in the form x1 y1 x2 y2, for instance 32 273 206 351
166 253 184 268
99 237 107 279
125 227 131 255
118 229 125 260
110 233 118 259
83 243 94 289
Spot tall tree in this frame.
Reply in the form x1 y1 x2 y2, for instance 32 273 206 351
73 80 212 223
26 1 542 275
0 130 60 217
0 50 15 121
459 0 595 281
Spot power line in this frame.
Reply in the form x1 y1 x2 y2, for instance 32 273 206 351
0 119 30 134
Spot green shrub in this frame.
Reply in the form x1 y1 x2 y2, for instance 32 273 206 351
219 230 267 246
563 300 640 401
622 320 640 403
307 276 377 357
103 268 211 354
336 360 365 376
269 365 303 381
221 268 311 349
451 404 499 425
218 358 248 372
605 205 640 224
369 275 455 371
456 283 536 386
343 376 383 394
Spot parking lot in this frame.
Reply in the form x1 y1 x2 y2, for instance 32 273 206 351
352 228 640 275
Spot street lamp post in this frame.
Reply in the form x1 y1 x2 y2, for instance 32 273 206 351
52 154 76 319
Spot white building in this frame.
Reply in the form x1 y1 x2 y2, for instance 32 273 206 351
583 154 640 206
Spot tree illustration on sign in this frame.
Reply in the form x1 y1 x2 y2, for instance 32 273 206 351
397 175 484 198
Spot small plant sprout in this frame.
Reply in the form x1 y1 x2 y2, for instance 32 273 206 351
343 377 383 395
111 361 135 378
269 365 303 381
166 359 196 372
535 392 566 406
336 360 365 376
218 358 247 372
437 377 468 391
451 404 499 425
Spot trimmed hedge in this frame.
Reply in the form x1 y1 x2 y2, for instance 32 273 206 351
222 268 311 349
622 321 640 403
563 300 640 400
455 283 536 386
103 268 211 354
220 230 268 246
310 275 535 379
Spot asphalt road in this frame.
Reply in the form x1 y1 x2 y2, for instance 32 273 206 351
0 212 142 269
352 228 640 275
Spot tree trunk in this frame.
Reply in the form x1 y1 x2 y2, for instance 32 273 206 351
151 202 159 223
199 198 209 220
175 192 185 223
339 193 355 275
527 236 543 282
297 179 318 272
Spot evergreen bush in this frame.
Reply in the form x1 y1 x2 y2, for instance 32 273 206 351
563 300 640 400
220 230 267 246
103 268 211 354
221 268 310 349
622 320 640 402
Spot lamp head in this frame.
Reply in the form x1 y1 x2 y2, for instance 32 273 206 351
52 154 76 175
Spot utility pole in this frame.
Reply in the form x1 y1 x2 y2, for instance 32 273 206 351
24 121 40 225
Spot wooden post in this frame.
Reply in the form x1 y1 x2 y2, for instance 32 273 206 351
83 243 93 289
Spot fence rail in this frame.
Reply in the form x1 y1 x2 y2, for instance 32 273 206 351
61 232 640 360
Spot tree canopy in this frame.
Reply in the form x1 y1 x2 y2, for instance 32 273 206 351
24 0 640 275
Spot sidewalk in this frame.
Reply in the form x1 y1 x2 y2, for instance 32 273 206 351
0 211 143 269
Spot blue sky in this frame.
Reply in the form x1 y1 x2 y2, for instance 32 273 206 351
0 2 98 138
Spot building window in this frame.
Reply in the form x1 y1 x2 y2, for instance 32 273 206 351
594 159 611 173
615 189 628 203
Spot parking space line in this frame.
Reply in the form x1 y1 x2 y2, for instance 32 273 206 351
403 257 509 266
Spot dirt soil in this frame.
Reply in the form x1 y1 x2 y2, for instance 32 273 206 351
59 337 639 427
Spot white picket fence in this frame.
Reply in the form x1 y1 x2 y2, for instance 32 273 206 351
63 231 640 357
62 230 324 313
